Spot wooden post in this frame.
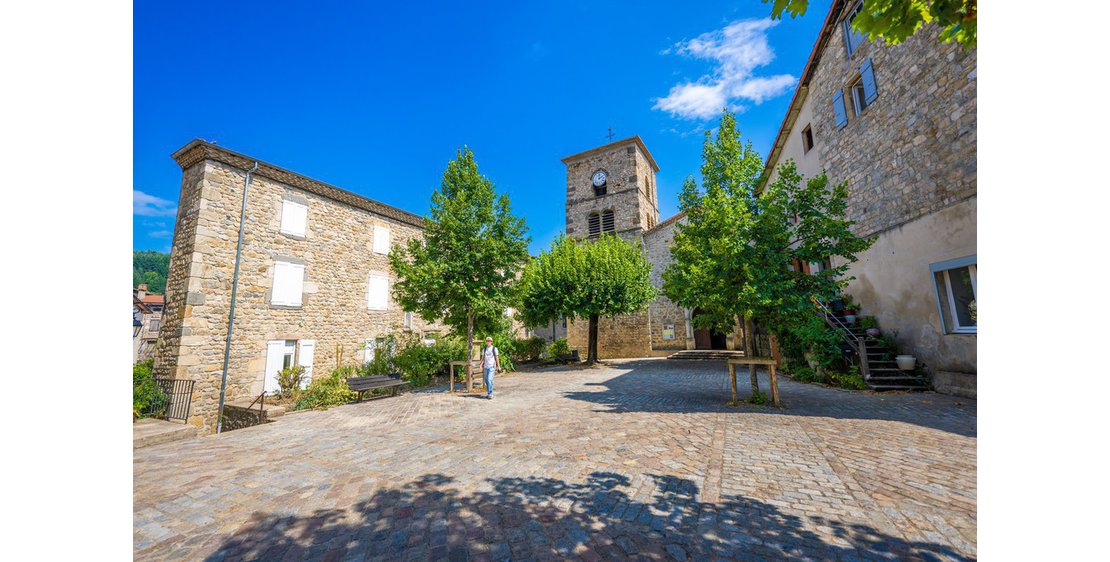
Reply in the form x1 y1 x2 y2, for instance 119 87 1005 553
769 363 780 406
728 362 738 403
449 362 455 394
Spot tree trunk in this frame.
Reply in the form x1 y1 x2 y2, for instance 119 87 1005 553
587 314 599 365
466 311 474 392
743 314 759 394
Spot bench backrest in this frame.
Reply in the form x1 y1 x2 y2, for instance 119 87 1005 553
347 374 402 387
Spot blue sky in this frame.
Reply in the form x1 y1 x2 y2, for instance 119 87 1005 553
134 0 831 255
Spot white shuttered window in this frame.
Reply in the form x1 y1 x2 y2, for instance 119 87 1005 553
272 261 305 306
367 274 389 310
373 225 391 254
280 200 308 237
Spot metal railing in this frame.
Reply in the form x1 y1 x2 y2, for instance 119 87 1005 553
812 298 870 380
145 378 195 422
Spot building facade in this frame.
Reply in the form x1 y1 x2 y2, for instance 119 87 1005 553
561 137 741 359
761 0 976 396
154 140 445 433
133 284 164 363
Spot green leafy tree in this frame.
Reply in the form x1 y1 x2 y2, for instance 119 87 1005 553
516 234 657 364
765 0 976 48
389 147 530 376
663 111 873 398
133 250 170 294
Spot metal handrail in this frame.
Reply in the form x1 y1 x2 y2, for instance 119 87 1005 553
246 391 266 424
812 297 861 354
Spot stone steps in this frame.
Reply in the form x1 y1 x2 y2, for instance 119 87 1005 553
667 350 746 361
133 418 198 449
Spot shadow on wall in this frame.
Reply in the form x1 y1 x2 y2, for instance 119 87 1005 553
560 359 976 438
201 472 968 561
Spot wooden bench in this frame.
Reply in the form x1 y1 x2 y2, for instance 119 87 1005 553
346 374 405 402
727 357 781 406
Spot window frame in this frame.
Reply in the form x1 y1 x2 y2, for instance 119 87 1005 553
367 273 390 311
372 225 391 255
842 0 867 56
848 75 869 116
930 255 977 335
279 199 308 238
271 260 305 307
801 124 814 153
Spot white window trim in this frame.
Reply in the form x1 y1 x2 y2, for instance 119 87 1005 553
931 256 976 335
272 261 305 307
279 200 308 237
373 225 391 255
367 274 389 311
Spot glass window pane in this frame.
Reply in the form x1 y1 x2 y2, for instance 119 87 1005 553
948 266 977 328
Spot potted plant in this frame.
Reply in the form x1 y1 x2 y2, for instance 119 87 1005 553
843 309 857 324
896 354 916 370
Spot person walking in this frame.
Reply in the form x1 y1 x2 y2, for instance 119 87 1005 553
481 336 501 399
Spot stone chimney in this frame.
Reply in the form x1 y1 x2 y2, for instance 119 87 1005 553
137 284 147 300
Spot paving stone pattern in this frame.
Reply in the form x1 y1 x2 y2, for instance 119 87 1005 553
134 359 976 560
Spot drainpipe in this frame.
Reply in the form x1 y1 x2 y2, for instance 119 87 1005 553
216 161 259 434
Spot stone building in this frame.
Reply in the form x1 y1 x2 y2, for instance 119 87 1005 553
761 0 976 396
561 136 741 359
154 140 446 433
133 284 164 363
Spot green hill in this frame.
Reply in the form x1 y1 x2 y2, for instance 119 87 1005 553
133 250 170 294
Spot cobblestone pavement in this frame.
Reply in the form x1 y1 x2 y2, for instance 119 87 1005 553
134 358 976 561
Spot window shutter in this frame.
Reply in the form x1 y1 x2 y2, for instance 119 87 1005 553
601 210 615 233
272 261 304 306
861 58 878 104
296 340 315 389
367 274 389 310
264 340 285 393
373 225 391 254
833 90 848 129
280 200 308 237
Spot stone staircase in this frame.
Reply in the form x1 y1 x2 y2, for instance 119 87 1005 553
667 350 746 361
823 308 929 391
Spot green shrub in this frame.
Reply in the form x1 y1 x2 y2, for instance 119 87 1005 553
790 365 827 384
275 365 305 398
394 334 466 386
294 367 356 410
512 336 547 363
748 391 767 405
827 366 869 390
133 360 166 417
363 335 399 375
859 316 879 330
547 338 572 363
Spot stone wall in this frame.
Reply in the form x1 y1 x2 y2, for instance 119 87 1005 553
644 216 691 351
566 310 653 360
154 142 444 433
810 23 976 238
564 138 658 239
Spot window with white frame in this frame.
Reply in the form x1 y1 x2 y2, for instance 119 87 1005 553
280 200 308 237
931 256 976 334
272 261 305 306
373 225 391 254
367 274 389 310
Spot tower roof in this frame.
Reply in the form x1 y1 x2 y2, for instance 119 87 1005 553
560 136 660 172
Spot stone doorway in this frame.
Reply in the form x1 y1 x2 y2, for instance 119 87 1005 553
692 309 728 350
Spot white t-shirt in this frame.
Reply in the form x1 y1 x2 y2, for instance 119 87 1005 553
483 346 498 369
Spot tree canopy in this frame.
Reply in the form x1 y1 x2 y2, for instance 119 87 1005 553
133 250 170 294
663 111 873 395
389 147 530 363
516 234 656 364
765 0 976 48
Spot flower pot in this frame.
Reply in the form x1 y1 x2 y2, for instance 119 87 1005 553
896 355 916 371
865 328 881 338
844 314 856 324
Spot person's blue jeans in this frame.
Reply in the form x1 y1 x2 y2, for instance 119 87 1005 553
483 366 495 396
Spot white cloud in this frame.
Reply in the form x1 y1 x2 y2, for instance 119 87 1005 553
149 230 172 238
134 190 177 217
654 19 797 120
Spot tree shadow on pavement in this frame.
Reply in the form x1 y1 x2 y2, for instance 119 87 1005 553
561 359 976 438
199 471 971 561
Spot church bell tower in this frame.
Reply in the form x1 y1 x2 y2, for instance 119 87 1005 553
562 136 660 243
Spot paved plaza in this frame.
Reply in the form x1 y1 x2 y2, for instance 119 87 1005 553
134 359 977 561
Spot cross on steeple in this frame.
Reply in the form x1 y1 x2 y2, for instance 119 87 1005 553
607 127 614 143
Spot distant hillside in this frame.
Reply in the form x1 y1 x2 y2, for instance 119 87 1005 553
134 250 170 294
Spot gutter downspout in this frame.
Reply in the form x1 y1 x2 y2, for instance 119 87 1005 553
216 161 259 434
